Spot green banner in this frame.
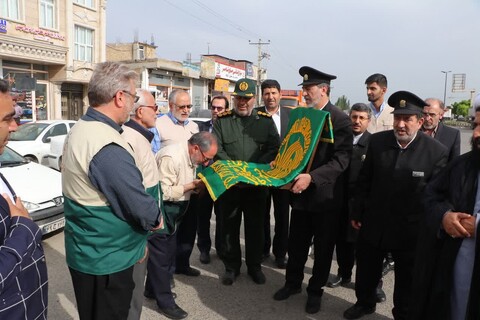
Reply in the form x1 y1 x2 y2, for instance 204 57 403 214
199 107 333 201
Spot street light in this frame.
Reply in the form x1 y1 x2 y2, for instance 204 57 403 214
441 70 451 106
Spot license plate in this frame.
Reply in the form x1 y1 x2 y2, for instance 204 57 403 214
41 218 65 234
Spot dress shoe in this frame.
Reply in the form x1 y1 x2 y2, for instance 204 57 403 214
273 286 301 301
175 266 200 277
327 274 351 288
305 295 321 314
199 251 211 264
343 304 375 319
248 270 266 284
382 259 395 276
275 257 287 269
376 287 386 303
158 303 188 319
221 270 239 285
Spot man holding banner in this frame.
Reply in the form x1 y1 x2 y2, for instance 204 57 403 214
273 67 352 315
213 78 280 286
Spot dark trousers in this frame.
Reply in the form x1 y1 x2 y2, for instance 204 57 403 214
216 186 268 273
69 266 135 320
263 188 290 259
333 208 356 279
286 208 339 297
194 192 215 254
175 200 196 271
145 232 177 308
355 239 415 320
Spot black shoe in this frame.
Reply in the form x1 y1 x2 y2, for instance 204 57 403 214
248 270 266 284
199 251 211 264
221 270 239 285
305 295 321 314
172 292 177 299
175 267 200 277
273 286 301 301
376 287 386 303
144 290 155 299
158 303 188 319
275 257 287 269
327 275 351 288
343 304 375 319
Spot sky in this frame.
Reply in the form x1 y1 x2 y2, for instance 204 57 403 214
106 0 480 107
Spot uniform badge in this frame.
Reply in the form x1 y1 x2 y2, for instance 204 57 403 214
400 100 406 108
304 74 309 81
239 81 249 92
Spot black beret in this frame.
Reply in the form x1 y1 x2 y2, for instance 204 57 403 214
388 90 428 115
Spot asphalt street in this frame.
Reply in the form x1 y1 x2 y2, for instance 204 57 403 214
43 127 473 320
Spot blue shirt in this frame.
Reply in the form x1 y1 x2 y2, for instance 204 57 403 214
369 101 386 118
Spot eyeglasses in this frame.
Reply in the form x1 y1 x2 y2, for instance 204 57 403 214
422 112 438 118
116 90 140 103
211 106 225 111
198 146 212 163
175 104 193 110
141 105 158 112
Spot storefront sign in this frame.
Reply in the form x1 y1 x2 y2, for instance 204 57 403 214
214 79 230 92
15 25 65 41
0 19 6 33
215 63 245 82
200 57 216 80
182 61 200 79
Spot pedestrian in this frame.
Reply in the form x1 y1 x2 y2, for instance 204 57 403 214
213 77 280 286
409 102 480 320
365 73 394 133
422 97 461 162
0 79 48 319
327 103 372 289
273 66 352 315
62 62 163 320
343 91 448 320
257 79 291 269
196 95 230 264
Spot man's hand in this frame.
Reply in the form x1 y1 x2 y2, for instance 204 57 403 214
442 211 472 238
351 220 362 230
460 215 476 237
137 246 148 264
152 213 164 231
3 194 30 219
269 160 276 169
290 174 312 194
184 179 203 193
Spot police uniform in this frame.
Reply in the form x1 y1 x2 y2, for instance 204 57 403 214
274 67 352 313
213 78 280 284
344 91 448 320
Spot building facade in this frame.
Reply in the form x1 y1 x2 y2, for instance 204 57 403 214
0 0 107 122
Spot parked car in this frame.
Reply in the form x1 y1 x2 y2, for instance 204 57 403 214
41 134 66 171
0 146 64 235
8 120 76 163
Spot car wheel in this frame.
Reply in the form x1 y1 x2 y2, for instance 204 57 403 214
25 155 38 163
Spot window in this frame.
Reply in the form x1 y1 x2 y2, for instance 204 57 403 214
39 0 55 29
138 45 145 60
74 25 93 62
0 0 20 20
73 0 93 8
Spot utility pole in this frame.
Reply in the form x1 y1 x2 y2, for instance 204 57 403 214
441 70 451 106
249 39 270 105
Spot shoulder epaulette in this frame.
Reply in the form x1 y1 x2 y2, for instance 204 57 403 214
218 110 233 118
257 111 272 118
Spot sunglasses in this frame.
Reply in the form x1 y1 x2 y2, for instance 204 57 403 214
198 147 212 163
211 106 225 111
141 105 158 112
175 104 193 110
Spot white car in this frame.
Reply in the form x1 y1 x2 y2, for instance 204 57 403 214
41 134 67 171
8 120 76 163
0 146 64 235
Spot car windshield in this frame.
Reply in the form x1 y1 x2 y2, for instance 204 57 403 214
9 123 49 141
0 147 28 167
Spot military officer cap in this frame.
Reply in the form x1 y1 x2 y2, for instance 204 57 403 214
298 66 337 86
232 78 256 97
388 90 429 115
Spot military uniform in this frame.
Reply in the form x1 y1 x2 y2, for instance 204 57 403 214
213 91 280 279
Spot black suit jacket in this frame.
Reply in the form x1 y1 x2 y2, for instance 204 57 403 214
353 130 448 250
197 119 212 133
290 102 352 212
433 122 460 162
256 106 292 139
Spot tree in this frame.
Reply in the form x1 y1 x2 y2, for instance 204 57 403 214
451 99 470 117
335 95 350 111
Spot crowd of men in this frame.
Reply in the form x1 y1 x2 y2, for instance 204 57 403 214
2 60 480 320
